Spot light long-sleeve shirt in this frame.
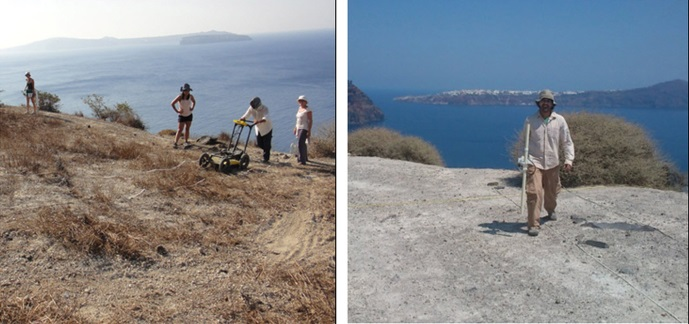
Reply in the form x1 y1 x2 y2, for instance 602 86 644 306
241 104 273 136
523 111 575 170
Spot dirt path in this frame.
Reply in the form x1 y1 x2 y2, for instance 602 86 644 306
348 156 688 323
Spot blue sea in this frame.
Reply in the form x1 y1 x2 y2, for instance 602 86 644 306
354 89 689 174
0 30 335 153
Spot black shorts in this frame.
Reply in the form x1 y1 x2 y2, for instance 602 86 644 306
178 114 193 123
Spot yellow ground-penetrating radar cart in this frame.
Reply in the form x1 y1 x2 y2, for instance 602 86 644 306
199 119 255 173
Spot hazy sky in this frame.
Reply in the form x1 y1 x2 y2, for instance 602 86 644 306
1 0 335 49
349 0 689 92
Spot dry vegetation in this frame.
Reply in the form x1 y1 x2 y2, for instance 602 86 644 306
510 111 685 190
0 106 335 323
348 127 444 166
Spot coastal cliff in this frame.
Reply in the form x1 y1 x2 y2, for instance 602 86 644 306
348 81 384 126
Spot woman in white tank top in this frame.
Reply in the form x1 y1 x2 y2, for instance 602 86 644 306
170 83 196 148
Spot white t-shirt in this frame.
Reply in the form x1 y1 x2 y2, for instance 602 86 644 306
241 105 273 136
295 107 312 130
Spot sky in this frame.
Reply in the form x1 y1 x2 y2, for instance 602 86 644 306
0 0 335 50
349 0 689 92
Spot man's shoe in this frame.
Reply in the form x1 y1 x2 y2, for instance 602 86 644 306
548 212 557 221
528 227 539 237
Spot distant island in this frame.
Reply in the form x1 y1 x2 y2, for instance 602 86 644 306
348 81 384 126
5 31 252 51
180 31 251 45
394 80 688 109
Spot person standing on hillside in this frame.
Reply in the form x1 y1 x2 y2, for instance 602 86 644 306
24 72 37 114
294 95 313 165
170 83 196 149
240 97 273 163
522 89 575 237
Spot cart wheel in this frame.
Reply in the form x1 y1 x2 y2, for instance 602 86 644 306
199 153 212 168
219 157 233 173
239 154 250 170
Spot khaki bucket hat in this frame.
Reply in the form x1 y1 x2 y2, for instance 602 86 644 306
535 89 557 106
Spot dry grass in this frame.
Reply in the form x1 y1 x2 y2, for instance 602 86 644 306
310 121 336 159
0 106 335 323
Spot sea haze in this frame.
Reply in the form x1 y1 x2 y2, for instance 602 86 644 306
355 89 688 173
0 30 335 153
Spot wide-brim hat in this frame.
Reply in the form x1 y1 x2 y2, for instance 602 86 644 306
25 72 31 77
297 95 308 103
535 89 556 106
180 83 193 91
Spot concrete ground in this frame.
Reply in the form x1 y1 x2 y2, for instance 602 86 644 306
348 156 688 323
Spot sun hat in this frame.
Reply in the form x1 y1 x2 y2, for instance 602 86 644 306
250 97 262 109
180 83 193 92
297 95 308 103
535 89 556 106
25 72 31 77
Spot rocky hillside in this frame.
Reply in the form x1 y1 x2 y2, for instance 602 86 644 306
348 81 384 126
0 106 335 323
395 79 689 108
349 156 688 323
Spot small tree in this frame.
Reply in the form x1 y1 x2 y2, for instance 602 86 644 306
82 94 109 119
113 102 146 130
82 94 146 130
37 91 62 113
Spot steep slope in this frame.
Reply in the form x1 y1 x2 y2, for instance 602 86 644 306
348 81 384 126
0 107 335 323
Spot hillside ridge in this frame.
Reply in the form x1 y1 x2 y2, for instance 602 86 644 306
395 79 689 108
3 31 252 51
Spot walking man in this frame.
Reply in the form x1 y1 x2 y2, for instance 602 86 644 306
523 89 575 236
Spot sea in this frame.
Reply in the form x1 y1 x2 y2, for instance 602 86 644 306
0 30 335 153
353 89 689 174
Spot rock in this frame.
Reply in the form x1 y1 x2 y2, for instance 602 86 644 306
196 136 218 145
583 240 609 249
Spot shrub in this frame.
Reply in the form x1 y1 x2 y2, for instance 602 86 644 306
349 127 444 166
510 111 684 190
37 91 62 113
158 129 177 137
310 121 336 158
82 94 146 130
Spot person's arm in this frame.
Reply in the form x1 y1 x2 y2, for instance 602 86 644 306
190 95 196 111
240 106 252 121
170 95 181 113
561 120 575 171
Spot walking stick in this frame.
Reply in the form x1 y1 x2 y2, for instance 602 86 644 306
520 123 531 216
